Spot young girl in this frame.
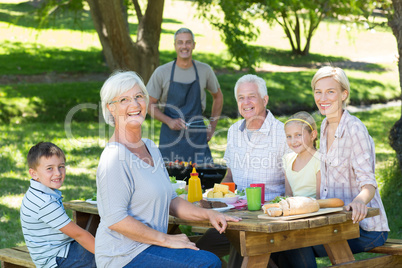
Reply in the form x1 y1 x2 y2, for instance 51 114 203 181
283 111 321 199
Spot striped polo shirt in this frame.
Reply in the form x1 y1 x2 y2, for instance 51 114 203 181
20 179 73 268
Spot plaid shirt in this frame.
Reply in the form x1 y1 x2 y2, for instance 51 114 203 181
319 110 389 232
224 110 289 201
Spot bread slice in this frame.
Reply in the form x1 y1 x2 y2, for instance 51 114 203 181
265 207 283 217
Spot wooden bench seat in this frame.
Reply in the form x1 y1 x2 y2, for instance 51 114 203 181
369 238 402 255
0 246 35 268
329 238 402 267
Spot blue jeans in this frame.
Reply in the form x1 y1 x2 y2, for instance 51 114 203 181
271 228 388 268
56 240 96 268
124 245 221 268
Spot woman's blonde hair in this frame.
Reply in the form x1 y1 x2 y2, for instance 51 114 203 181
100 71 149 127
311 66 350 107
284 111 318 149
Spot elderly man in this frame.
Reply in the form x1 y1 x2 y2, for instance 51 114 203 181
196 74 289 266
222 74 288 200
147 28 223 164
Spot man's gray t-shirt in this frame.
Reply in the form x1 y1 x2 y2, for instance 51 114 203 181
146 60 220 112
95 139 177 267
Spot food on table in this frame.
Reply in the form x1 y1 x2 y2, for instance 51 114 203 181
269 195 289 204
316 198 344 208
236 189 245 196
169 176 177 183
91 192 97 201
206 183 236 199
175 188 188 195
262 196 319 217
199 199 228 209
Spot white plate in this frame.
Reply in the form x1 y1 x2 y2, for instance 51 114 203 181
86 199 97 205
206 196 239 204
212 204 234 212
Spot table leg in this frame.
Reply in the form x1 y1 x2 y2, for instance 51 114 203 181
241 253 271 268
72 211 100 236
324 240 355 265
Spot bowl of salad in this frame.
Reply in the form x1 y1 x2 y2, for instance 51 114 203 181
170 176 186 191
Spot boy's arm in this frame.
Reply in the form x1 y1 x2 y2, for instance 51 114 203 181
59 221 95 254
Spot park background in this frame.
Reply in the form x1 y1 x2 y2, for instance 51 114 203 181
0 0 401 266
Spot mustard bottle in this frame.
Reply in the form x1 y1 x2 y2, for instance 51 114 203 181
187 167 202 203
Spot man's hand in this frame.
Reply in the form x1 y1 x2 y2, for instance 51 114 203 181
206 124 215 142
167 118 186 130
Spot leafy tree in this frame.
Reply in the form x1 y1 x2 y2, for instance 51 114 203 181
36 0 164 82
195 0 375 69
386 0 402 169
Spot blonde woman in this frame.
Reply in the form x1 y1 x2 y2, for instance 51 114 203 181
273 66 390 267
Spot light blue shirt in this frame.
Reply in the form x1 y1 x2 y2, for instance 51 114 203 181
20 179 73 268
95 139 177 268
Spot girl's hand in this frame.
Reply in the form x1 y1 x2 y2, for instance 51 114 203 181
345 200 368 224
164 233 199 250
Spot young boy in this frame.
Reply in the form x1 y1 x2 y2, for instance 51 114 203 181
20 142 96 268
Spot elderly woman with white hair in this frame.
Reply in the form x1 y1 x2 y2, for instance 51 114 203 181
95 71 240 268
272 66 390 267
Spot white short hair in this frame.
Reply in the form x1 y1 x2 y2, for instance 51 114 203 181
234 74 268 99
100 71 149 127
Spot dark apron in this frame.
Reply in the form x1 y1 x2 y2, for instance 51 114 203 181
159 60 213 164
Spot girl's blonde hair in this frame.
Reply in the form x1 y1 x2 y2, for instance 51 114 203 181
285 111 318 149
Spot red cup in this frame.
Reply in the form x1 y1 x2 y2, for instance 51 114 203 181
250 183 265 204
221 182 236 193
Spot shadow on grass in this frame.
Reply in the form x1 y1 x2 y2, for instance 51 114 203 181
254 46 388 72
0 41 108 75
378 163 402 238
0 177 30 196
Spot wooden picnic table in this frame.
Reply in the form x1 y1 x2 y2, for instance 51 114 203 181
64 200 379 268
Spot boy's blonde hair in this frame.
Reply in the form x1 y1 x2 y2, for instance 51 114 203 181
27 142 65 169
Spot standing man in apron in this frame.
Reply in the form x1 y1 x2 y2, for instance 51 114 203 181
147 28 223 164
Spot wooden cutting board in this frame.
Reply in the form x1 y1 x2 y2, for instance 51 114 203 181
258 207 344 221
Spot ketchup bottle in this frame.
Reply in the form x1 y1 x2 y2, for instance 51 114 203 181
187 167 202 203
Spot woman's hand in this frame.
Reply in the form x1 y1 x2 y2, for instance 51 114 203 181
345 200 368 224
206 210 241 234
345 184 376 224
164 233 199 250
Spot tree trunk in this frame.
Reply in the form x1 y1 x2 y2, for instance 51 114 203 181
86 0 164 83
388 0 402 168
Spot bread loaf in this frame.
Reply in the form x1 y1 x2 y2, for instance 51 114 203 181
280 196 319 216
316 198 344 208
262 196 319 217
